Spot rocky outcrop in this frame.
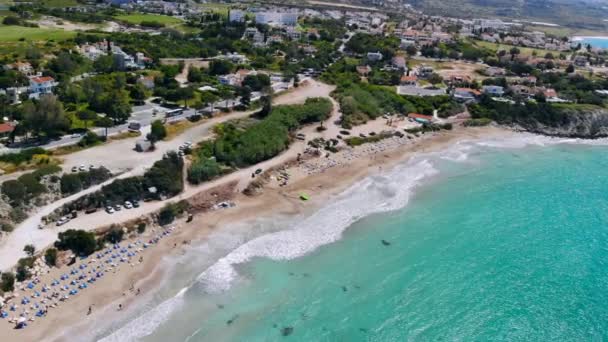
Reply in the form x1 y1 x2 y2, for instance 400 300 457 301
513 107 608 139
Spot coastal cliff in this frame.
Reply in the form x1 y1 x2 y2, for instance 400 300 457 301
513 107 608 139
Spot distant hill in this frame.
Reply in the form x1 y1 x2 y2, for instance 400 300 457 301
352 0 608 30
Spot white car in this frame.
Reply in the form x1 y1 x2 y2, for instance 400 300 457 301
124 201 133 209
79 165 86 172
56 216 70 226
106 206 115 214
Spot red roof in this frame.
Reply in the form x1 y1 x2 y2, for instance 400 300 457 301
401 75 418 82
408 113 433 121
456 88 481 96
30 76 54 84
0 123 15 134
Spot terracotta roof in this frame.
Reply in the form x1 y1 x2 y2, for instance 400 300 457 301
0 123 15 134
456 88 481 96
401 75 418 82
30 76 55 84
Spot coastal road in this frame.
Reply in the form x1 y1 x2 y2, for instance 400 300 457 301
0 79 334 271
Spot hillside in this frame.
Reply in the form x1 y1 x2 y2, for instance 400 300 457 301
351 0 608 30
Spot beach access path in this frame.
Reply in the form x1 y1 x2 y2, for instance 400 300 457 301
0 80 336 272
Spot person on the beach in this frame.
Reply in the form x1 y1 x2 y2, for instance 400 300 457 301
87 306 92 315
118 304 122 311
136 288 140 295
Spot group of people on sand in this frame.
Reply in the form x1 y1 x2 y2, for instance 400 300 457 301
0 226 177 330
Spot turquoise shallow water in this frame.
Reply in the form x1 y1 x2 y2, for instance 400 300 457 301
103 141 608 342
575 37 608 49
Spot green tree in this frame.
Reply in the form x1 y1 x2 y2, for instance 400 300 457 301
54 229 97 257
44 248 58 266
187 157 221 184
1 272 15 292
208 60 235 76
60 173 83 194
102 89 131 124
2 179 26 205
77 109 97 129
148 120 167 142
566 64 575 73
23 244 35 257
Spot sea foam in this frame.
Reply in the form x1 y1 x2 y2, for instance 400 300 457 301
197 158 439 293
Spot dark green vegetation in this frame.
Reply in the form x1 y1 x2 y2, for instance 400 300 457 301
1 164 61 205
54 229 97 257
58 151 183 214
59 167 112 196
158 201 189 226
211 98 332 165
331 83 462 128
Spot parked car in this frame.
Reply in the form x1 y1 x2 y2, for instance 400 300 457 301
71 166 78 173
114 204 122 211
106 206 115 214
132 200 140 208
79 165 86 172
89 164 95 170
296 133 306 141
56 216 70 226
124 201 133 209
85 207 97 214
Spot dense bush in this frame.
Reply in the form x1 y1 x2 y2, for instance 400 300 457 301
0 148 48 165
148 120 167 142
105 226 124 244
187 157 221 184
212 98 332 167
54 229 97 257
78 131 104 147
44 248 58 266
1 272 15 292
157 201 189 226
58 152 183 213
2 180 26 205
60 167 112 195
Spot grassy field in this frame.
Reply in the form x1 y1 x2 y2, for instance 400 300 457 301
472 40 555 57
0 24 75 42
525 25 606 39
114 14 183 25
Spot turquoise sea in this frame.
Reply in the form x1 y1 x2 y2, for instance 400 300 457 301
98 137 608 342
575 37 608 49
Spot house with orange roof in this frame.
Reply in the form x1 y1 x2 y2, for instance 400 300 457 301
28 76 57 98
400 75 418 86
407 113 434 124
454 87 481 102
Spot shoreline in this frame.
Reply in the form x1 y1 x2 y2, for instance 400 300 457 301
0 125 512 341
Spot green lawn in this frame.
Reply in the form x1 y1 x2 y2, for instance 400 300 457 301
39 0 78 7
472 40 555 57
0 24 75 42
114 13 182 25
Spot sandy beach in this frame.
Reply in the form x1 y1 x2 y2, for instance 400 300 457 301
0 121 513 341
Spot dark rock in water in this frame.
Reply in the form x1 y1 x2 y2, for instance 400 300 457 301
341 286 348 292
302 273 310 277
359 328 368 333
381 240 391 246
273 324 278 328
226 314 239 325
217 304 225 309
288 272 295 276
354 285 361 289
281 326 294 336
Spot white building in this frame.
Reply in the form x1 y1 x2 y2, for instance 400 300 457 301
367 51 383 62
28 76 57 98
229 10 245 23
255 11 298 26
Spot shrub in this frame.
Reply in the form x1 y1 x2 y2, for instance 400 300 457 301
463 118 492 127
78 131 103 147
9 207 27 223
23 244 35 257
187 158 221 184
2 180 26 205
105 226 124 244
17 173 47 198
0 221 14 232
148 120 167 142
32 165 62 179
0 148 48 165
60 173 83 194
158 201 189 226
137 222 146 234
45 248 58 266
1 272 15 292
54 229 97 257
